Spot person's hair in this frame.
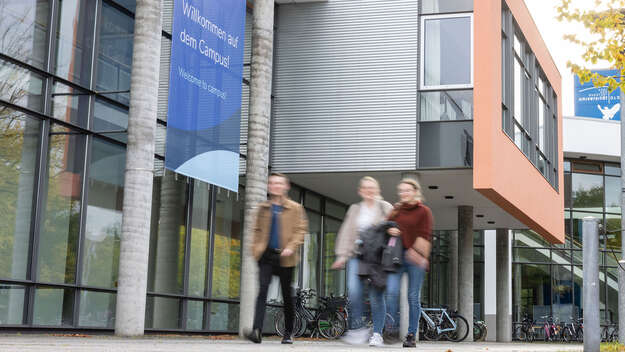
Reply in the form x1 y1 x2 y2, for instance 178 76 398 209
359 176 383 200
269 172 290 184
399 178 424 202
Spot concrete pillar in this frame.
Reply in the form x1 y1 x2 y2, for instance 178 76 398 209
483 230 496 342
399 274 410 339
583 217 600 352
496 229 512 342
448 231 458 312
458 206 473 341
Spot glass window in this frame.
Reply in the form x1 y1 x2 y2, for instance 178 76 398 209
419 121 473 168
0 59 45 112
304 192 321 211
514 230 552 248
420 90 473 121
322 217 344 297
288 185 302 203
37 124 86 284
302 211 320 306
604 214 621 250
186 300 204 330
605 163 620 176
564 173 571 209
564 160 571 172
54 0 97 86
552 265 574 323
147 170 188 295
113 0 136 13
571 211 603 247
422 15 472 88
0 109 41 280
211 187 243 299
145 296 180 329
209 302 239 331
513 59 523 123
538 95 545 152
0 0 50 68
96 2 134 105
325 200 346 219
0 284 26 325
514 247 550 263
81 138 125 288
606 266 620 324
93 98 128 143
78 290 115 328
51 81 90 128
605 176 620 214
188 180 210 297
512 264 551 322
33 287 74 326
571 173 603 211
421 0 472 14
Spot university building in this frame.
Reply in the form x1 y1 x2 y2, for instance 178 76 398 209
0 0 616 339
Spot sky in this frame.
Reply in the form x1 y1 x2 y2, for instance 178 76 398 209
524 0 614 116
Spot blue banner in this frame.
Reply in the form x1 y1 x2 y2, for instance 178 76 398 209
165 0 245 192
574 69 621 121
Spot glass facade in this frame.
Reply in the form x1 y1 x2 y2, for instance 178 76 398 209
512 159 622 328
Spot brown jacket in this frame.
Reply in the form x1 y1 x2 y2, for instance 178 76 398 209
252 197 308 267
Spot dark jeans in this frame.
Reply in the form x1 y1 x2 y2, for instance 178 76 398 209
253 250 295 335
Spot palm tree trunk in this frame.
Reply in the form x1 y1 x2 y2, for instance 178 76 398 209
115 0 162 337
239 0 275 336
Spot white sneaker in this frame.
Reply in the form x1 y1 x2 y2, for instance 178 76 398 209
341 327 370 345
369 332 384 347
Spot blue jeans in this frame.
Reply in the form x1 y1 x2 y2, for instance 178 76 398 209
385 253 426 335
347 258 387 333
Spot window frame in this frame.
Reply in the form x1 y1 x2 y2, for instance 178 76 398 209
420 13 474 91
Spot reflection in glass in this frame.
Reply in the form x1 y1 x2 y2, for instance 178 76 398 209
33 287 74 326
96 2 134 105
605 176 620 214
37 124 86 284
571 173 603 211
188 180 209 297
325 200 346 220
0 285 25 324
211 187 243 299
423 16 472 87
51 82 90 128
514 59 523 123
571 212 603 247
303 212 320 306
0 0 49 67
93 98 128 143
514 247 550 263
419 121 473 168
323 218 344 296
421 0 472 14
552 265 574 322
420 90 473 121
0 59 45 112
54 0 96 86
605 164 620 176
78 290 115 327
186 300 204 330
148 170 187 295
606 266 619 324
81 139 125 288
604 214 621 250
304 192 321 211
0 109 41 281
210 302 239 331
512 264 550 322
145 296 180 329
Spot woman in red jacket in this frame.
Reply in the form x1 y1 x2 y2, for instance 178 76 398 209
384 178 433 348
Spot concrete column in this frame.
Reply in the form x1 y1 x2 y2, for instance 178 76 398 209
496 229 512 342
458 206 473 341
583 217 600 352
399 274 410 339
448 231 459 312
483 230 496 342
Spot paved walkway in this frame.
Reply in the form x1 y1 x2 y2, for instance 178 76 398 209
0 334 584 352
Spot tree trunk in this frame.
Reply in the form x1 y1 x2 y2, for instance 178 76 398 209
115 0 161 337
239 0 275 336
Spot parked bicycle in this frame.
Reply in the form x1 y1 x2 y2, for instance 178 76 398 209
561 317 583 343
514 313 536 342
541 315 562 342
473 318 488 341
601 322 618 343
418 306 469 342
274 288 347 339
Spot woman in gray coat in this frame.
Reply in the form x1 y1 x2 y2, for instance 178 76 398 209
331 176 392 346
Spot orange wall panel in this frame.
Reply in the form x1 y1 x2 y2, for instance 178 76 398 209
473 0 564 243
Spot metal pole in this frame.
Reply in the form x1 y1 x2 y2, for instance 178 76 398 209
617 89 625 344
583 217 600 352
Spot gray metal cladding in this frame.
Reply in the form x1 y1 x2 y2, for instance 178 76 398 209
271 0 419 173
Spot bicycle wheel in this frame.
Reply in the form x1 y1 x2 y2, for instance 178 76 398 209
473 323 483 341
561 327 571 343
527 326 535 342
275 310 303 337
514 326 526 341
444 314 469 342
317 312 347 339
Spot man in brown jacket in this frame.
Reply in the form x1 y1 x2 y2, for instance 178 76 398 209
246 173 308 344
